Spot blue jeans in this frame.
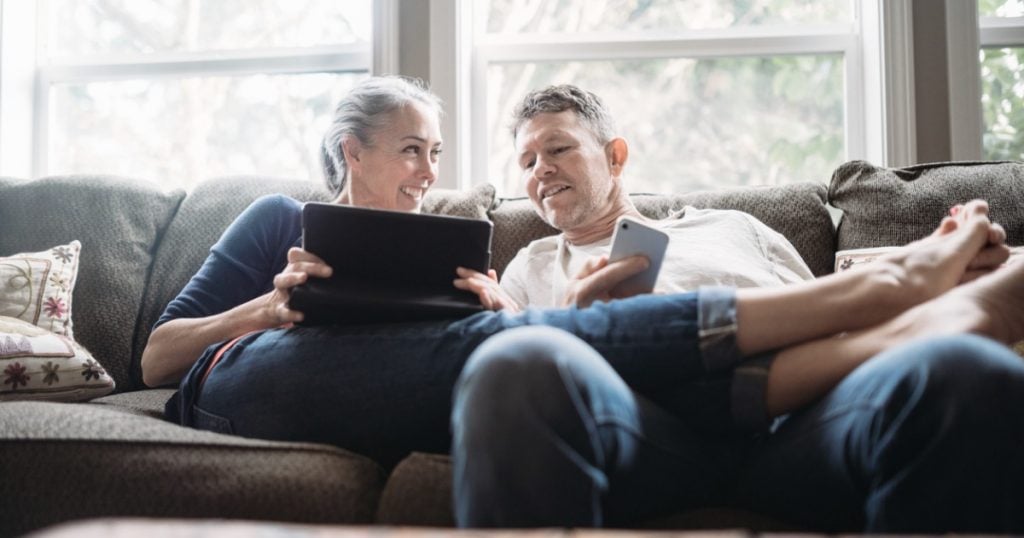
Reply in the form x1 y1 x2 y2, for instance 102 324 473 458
453 330 1024 532
167 290 761 467
735 334 1024 533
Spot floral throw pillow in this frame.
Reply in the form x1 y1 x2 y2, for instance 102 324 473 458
0 240 80 338
0 315 114 401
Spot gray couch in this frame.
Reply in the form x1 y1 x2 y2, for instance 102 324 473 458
1 160 1022 537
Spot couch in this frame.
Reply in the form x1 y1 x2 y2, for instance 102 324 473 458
1 160 1022 537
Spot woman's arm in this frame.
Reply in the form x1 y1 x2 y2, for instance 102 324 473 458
141 294 277 387
141 246 331 387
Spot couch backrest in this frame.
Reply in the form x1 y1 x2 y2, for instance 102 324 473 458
0 174 834 394
0 175 184 389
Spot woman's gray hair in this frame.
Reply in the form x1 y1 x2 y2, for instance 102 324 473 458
510 84 616 144
321 76 443 196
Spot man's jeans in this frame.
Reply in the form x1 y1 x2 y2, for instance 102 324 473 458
167 290 756 467
453 330 1024 532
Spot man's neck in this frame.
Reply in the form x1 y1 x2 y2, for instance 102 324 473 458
563 198 643 246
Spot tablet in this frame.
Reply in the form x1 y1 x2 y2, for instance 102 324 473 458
288 202 493 325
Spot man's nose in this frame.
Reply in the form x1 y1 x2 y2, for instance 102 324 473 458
534 156 556 177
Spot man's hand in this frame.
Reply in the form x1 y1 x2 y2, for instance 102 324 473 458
561 254 650 308
262 246 333 326
454 267 522 313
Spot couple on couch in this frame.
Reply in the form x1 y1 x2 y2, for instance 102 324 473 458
141 76 1024 533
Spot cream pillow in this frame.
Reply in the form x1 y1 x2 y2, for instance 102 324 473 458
0 240 80 338
0 315 114 401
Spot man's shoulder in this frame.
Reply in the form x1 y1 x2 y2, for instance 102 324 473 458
662 206 754 228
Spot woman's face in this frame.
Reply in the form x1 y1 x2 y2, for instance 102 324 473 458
343 102 442 213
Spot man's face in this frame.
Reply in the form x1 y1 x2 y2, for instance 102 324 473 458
515 111 617 232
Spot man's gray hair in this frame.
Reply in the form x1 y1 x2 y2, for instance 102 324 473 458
321 76 443 196
510 84 616 144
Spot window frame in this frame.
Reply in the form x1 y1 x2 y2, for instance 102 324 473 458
0 0 398 180
431 0 916 191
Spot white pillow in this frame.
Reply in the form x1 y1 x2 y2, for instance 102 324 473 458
0 240 81 338
0 315 114 401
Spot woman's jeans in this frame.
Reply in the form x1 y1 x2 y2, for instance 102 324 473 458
166 290 760 467
453 329 1024 532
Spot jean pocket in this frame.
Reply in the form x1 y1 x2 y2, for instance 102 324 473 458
191 405 235 435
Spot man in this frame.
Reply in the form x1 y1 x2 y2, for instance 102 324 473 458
450 85 1024 532
455 85 811 311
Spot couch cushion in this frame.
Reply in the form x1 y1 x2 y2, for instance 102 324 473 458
828 160 1024 250
422 183 496 220
490 183 834 278
0 397 385 537
0 176 184 392
376 451 455 526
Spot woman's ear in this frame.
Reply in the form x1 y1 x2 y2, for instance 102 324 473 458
341 137 362 171
606 137 629 178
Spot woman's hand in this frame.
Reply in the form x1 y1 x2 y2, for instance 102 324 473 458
454 267 521 313
262 247 333 325
561 254 649 308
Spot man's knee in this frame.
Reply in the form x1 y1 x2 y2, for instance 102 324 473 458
866 334 1024 434
453 327 591 438
452 327 610 444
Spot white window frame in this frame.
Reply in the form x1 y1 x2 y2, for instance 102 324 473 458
431 0 917 190
943 0 1024 161
975 2 1024 160
0 0 398 180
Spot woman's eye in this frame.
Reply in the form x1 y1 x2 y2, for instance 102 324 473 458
553 146 570 155
404 146 420 154
431 148 443 157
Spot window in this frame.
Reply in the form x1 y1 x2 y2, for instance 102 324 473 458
440 0 893 196
979 0 1024 160
1 0 391 191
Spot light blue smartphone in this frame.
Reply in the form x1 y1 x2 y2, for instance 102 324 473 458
607 217 670 296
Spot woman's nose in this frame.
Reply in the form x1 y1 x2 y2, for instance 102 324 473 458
420 154 437 181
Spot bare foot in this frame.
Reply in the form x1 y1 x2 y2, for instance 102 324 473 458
874 258 1024 348
859 200 1008 312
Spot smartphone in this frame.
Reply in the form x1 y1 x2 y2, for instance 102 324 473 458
607 217 670 297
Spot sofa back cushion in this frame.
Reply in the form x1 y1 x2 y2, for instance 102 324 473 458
489 182 834 278
130 179 496 390
0 175 183 390
829 160 1024 250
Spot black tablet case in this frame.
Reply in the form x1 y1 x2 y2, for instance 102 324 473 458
289 202 493 325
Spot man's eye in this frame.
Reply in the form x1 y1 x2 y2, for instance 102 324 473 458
553 146 570 154
522 159 536 170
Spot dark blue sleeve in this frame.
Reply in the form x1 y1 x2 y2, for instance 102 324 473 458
155 194 304 328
